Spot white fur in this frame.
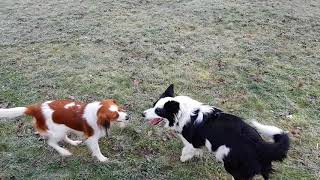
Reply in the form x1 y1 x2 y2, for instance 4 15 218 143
83 102 104 136
64 135 82 146
195 105 214 124
42 101 121 161
180 145 196 162
178 134 191 147
168 96 204 132
215 145 230 162
143 97 174 120
252 121 283 137
144 95 216 132
0 107 27 118
41 101 74 156
64 102 75 109
82 101 111 161
86 136 108 162
0 100 125 162
178 134 203 162
118 112 127 121
205 139 212 152
143 95 217 162
115 111 128 128
109 105 118 112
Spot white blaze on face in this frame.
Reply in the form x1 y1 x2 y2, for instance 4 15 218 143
143 108 160 120
116 111 128 128
117 111 127 121
64 102 75 109
108 104 128 128
109 105 118 112
144 97 174 120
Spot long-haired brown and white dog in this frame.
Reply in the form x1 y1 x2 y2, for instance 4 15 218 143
0 99 129 162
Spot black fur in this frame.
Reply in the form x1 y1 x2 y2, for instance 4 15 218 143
183 110 289 180
103 121 110 133
153 84 174 106
150 85 290 180
155 100 179 127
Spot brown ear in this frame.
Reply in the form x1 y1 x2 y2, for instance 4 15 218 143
111 99 118 105
97 106 119 127
97 107 109 127
107 111 119 122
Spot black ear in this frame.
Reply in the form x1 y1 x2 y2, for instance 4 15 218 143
164 100 180 113
160 84 174 98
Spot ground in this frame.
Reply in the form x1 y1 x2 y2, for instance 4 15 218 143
0 0 319 179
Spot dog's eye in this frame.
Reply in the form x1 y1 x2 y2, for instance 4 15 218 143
155 108 161 114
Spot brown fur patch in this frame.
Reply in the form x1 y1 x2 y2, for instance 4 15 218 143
97 99 120 128
48 100 94 137
25 104 48 133
24 99 121 138
25 100 95 138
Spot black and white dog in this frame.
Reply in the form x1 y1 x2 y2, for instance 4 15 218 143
143 84 289 180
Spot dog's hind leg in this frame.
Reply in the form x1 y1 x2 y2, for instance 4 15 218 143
47 132 72 156
48 136 72 156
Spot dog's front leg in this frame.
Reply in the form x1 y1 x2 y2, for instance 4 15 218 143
178 134 198 162
180 145 197 162
194 148 203 158
86 136 108 162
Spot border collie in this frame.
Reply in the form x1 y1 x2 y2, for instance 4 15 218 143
143 84 289 180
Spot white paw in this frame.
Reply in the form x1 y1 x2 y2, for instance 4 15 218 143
180 154 192 162
70 140 82 146
194 149 203 157
97 155 109 162
60 149 72 156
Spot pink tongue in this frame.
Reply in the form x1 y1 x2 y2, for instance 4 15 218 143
149 118 163 125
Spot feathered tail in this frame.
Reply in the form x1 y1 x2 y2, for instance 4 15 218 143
252 121 290 161
0 107 27 119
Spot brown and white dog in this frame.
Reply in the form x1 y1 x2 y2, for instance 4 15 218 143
0 99 129 162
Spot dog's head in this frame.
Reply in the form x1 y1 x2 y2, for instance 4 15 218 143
98 99 129 128
143 84 181 128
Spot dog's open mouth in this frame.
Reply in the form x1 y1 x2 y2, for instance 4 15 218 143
149 118 163 126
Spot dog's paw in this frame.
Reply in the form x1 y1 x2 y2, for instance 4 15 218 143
194 149 203 157
60 149 72 156
70 140 82 146
180 154 192 162
97 156 109 162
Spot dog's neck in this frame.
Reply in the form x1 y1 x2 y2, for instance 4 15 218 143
174 103 222 133
173 101 195 132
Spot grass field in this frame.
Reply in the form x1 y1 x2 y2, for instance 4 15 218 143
1 0 320 179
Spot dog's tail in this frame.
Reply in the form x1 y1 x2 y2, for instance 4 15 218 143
252 121 290 161
0 107 27 119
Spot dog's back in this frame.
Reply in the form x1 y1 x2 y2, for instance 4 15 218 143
193 111 289 180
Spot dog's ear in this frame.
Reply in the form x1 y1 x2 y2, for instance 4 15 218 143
97 106 119 129
164 100 180 113
111 99 118 105
160 84 174 98
97 107 108 125
164 100 180 127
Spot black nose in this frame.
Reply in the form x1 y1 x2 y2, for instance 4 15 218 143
141 112 145 117
125 116 129 120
